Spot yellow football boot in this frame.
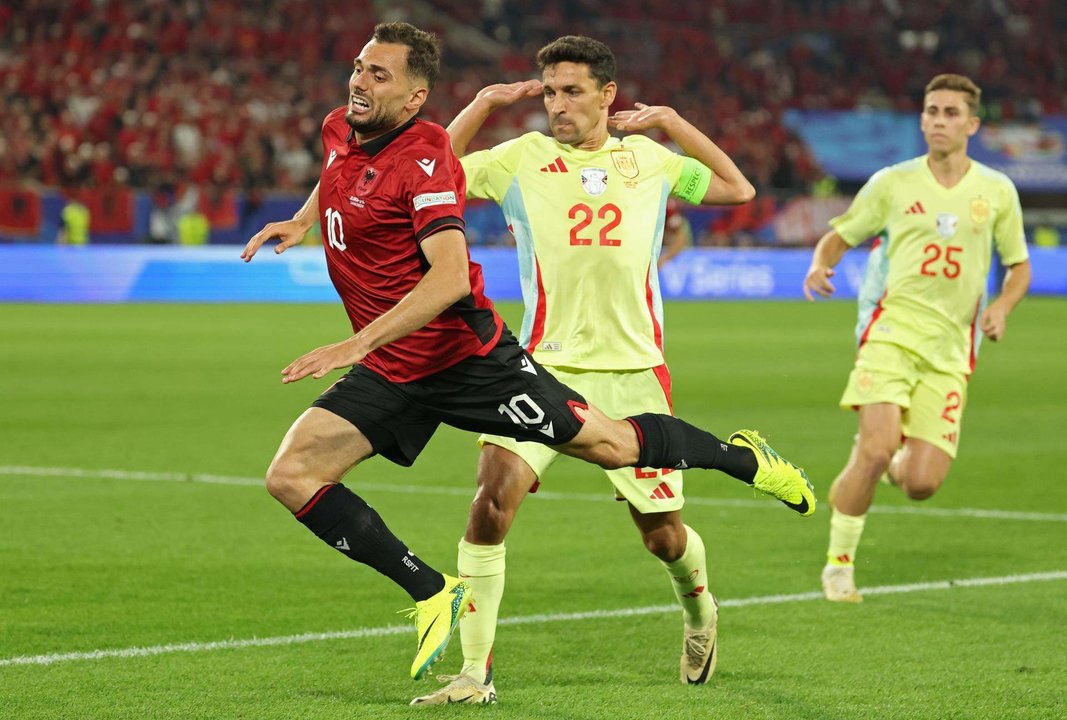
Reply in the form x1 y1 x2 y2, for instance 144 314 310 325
729 429 816 516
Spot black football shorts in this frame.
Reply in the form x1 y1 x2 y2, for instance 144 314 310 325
312 329 588 466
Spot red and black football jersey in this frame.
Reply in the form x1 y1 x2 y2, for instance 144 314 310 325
318 108 502 382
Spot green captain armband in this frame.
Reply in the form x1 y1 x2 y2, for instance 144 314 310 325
674 157 713 204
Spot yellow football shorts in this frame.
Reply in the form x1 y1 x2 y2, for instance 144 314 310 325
479 365 684 514
840 340 967 458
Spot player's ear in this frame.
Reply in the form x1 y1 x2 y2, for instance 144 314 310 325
406 86 429 113
601 81 617 108
966 113 980 137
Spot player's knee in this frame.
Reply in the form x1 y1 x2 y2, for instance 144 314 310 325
594 449 629 471
263 459 295 501
587 433 637 470
641 527 685 562
467 492 512 544
855 442 895 478
263 453 318 503
900 473 943 501
563 417 640 470
567 440 622 470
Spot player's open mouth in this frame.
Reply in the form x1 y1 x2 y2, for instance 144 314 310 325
349 96 370 113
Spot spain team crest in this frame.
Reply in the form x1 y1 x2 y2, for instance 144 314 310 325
971 197 990 225
610 150 639 179
580 168 609 197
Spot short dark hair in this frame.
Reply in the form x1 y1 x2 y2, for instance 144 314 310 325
536 35 616 87
925 74 982 115
372 22 442 89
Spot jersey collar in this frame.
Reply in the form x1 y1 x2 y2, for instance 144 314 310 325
921 153 975 193
346 117 418 156
554 135 620 157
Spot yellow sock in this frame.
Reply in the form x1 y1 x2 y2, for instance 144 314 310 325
827 509 866 566
663 525 715 630
457 539 505 684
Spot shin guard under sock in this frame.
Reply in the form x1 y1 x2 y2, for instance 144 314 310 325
295 483 444 601
625 413 758 483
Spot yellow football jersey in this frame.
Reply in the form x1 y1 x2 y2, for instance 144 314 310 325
463 132 711 370
831 155 1028 374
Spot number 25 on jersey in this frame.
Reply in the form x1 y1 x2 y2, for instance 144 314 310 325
920 243 962 278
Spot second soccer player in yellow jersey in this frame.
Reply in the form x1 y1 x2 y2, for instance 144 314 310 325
803 74 1031 603
410 35 812 705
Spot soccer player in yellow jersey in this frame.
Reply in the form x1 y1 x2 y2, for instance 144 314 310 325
411 36 800 705
803 74 1031 603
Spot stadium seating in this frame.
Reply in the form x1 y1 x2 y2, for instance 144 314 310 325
1 0 1063 243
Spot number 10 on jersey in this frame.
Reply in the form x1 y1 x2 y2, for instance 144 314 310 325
325 207 346 251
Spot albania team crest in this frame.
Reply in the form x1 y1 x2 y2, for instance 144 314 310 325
356 167 380 195
580 168 608 197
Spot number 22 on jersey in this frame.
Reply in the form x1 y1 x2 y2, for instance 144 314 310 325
569 203 622 247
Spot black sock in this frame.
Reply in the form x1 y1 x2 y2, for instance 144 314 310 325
294 483 445 601
625 413 757 483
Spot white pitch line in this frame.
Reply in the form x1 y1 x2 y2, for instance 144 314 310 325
1 570 1064 669
3 464 1067 524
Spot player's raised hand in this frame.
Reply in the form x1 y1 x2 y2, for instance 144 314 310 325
803 265 836 301
241 219 308 262
979 301 1008 341
609 103 678 132
476 80 543 109
282 337 369 384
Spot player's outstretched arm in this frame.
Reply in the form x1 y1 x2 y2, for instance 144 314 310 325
280 229 472 384
608 103 755 205
447 80 543 157
980 259 1031 341
803 230 850 301
241 182 320 262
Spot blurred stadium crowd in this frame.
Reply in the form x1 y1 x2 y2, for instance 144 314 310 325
0 0 1064 243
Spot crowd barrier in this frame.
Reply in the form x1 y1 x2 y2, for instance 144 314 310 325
2 246 1064 303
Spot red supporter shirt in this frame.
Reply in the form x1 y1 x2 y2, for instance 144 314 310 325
318 108 503 383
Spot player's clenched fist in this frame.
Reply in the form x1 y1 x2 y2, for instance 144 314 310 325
979 302 1008 341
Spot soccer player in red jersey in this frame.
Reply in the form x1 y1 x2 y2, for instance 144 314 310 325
243 23 814 686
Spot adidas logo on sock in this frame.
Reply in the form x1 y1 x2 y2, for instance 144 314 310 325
683 585 706 598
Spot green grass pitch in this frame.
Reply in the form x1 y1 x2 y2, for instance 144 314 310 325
1 299 1065 719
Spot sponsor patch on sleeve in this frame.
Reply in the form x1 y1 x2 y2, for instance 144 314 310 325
413 191 457 211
